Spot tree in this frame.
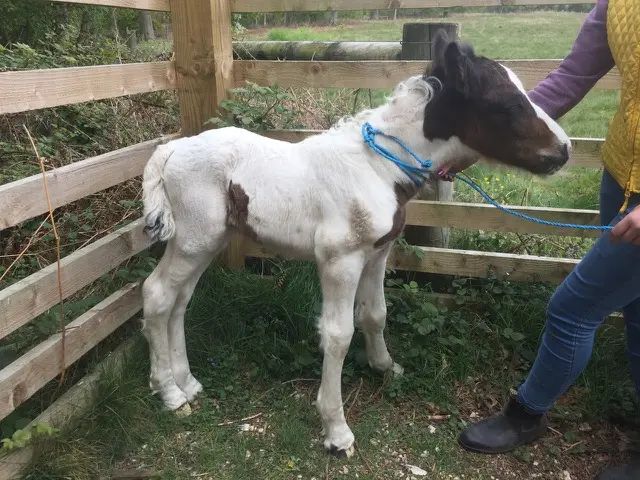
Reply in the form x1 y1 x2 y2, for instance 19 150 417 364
138 10 155 41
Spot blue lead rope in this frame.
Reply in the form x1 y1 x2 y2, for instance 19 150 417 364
453 173 612 231
362 122 613 232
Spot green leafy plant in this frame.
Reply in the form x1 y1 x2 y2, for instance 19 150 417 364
205 81 302 132
1 421 57 451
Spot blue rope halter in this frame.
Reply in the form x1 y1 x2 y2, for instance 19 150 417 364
361 121 613 232
362 122 432 186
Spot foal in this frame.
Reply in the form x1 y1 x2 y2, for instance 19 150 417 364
140 31 571 457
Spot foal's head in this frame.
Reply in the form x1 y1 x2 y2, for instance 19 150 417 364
423 30 571 175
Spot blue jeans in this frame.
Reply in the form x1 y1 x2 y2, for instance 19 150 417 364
517 169 640 414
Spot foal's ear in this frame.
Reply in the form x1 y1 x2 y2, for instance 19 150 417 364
443 41 474 96
431 29 450 68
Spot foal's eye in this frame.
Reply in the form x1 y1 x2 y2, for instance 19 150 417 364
507 102 525 114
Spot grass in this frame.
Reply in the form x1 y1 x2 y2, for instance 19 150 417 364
21 264 638 479
252 12 587 59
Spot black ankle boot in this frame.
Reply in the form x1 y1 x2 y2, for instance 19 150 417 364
595 458 640 480
458 397 548 454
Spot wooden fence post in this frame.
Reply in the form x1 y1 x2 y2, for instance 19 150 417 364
170 0 245 268
401 22 460 250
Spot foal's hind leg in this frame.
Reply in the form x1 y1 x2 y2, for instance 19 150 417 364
142 241 187 410
142 239 223 410
167 250 217 402
356 245 403 376
316 252 365 458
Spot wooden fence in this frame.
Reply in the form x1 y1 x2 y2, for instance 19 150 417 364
0 0 610 475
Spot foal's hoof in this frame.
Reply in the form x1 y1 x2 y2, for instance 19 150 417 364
173 402 193 418
323 428 355 459
328 443 355 459
181 375 204 403
391 362 404 377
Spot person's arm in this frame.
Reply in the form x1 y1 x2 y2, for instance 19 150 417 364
527 0 614 120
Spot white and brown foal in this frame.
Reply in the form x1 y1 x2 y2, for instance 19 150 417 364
140 31 571 457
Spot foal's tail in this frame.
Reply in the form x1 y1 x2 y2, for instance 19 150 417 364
142 143 176 243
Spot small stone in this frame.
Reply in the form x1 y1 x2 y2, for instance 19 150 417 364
561 471 572 480
578 422 592 432
428 425 436 434
405 464 428 476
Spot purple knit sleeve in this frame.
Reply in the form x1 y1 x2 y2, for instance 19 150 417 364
527 0 615 120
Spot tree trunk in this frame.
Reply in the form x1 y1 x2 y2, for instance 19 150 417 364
330 11 339 25
128 30 138 50
373 9 379 20
139 10 155 41
77 9 93 44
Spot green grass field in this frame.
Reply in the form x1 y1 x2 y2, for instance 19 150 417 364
8 12 636 480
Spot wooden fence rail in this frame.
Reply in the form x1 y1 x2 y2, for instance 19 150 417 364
49 0 170 10
0 62 175 115
244 241 580 283
0 282 141 421
0 219 148 342
232 0 596 12
234 59 619 92
0 135 178 230
47 0 597 12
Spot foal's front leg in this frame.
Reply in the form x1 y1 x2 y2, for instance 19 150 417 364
316 252 365 458
356 244 403 376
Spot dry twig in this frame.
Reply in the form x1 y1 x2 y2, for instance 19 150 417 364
0 214 51 284
345 377 364 422
217 412 263 426
23 125 67 386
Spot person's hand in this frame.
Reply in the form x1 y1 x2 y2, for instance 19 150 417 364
611 205 640 246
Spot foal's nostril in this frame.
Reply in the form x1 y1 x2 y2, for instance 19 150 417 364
561 143 569 162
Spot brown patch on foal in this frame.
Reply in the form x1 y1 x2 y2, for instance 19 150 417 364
373 182 419 248
227 181 259 241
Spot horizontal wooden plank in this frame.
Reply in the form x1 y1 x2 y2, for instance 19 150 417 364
262 130 604 170
0 134 178 231
244 242 578 283
232 0 595 12
406 200 601 237
569 137 603 169
388 246 578 283
0 62 175 114
49 0 170 10
0 283 141 422
0 338 136 480
0 219 149 341
234 60 619 92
